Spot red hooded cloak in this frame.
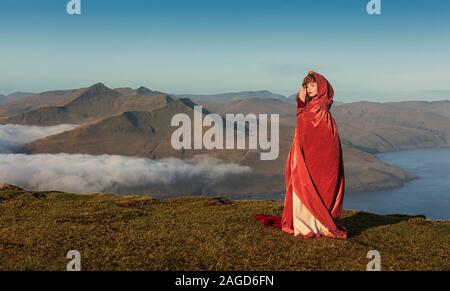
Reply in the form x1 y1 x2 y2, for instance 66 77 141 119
255 71 347 240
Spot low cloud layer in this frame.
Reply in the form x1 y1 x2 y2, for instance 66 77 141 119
0 153 251 194
0 124 77 153
0 124 251 194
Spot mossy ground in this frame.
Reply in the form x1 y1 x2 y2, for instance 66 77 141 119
0 188 448 271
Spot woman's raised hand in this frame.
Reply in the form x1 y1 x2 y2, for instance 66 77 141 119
297 86 307 103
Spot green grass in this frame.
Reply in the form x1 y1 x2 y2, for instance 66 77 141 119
0 187 449 271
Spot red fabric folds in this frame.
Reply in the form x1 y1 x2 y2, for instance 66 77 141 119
254 71 347 240
254 214 282 229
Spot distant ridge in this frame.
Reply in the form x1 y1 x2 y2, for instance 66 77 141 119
1 83 175 126
175 90 287 102
0 92 33 105
136 86 164 96
75 82 121 99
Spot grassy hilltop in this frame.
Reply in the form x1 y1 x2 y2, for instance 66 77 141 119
0 185 448 271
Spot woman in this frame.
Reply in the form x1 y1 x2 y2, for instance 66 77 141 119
255 71 347 240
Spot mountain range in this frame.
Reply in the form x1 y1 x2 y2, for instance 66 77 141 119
174 90 287 103
1 83 449 196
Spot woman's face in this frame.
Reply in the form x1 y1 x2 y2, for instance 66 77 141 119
306 82 318 98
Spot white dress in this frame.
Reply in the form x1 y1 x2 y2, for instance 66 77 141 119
292 190 332 237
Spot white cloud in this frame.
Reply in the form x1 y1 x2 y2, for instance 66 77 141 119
0 153 251 194
0 124 251 194
0 124 77 153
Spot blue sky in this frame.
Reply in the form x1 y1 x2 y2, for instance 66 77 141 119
1 0 449 102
